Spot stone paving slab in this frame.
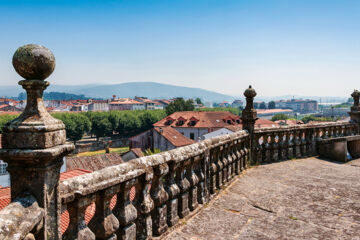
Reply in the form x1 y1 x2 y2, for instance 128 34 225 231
165 158 360 240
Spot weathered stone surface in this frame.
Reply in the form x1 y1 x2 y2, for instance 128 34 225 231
12 44 55 80
0 193 43 240
165 158 360 239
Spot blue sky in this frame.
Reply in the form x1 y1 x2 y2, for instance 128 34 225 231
0 0 359 97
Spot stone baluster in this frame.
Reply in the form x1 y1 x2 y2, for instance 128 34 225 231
287 131 294 159
134 170 154 239
260 134 267 162
252 134 259 165
277 131 284 161
234 140 241 174
294 130 301 158
89 186 119 240
229 143 236 178
113 180 137 240
175 161 190 218
270 132 278 162
323 127 329 139
242 137 248 170
340 125 345 136
220 146 228 184
164 161 180 227
195 155 206 204
209 149 218 194
151 163 169 236
226 144 233 181
186 158 199 211
0 44 75 239
213 147 223 189
315 127 322 141
281 131 289 160
62 195 96 240
264 134 271 162
300 130 307 157
243 139 249 169
304 129 311 156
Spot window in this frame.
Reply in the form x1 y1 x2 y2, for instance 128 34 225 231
165 120 173 125
177 120 184 126
189 120 197 126
227 120 232 124
236 119 240 124
190 133 195 140
0 161 8 175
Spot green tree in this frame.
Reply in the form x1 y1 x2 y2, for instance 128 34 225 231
165 98 195 115
195 97 203 105
0 114 18 133
271 113 288 121
268 101 276 109
91 114 113 141
301 115 317 124
259 102 267 109
117 113 142 136
53 113 91 144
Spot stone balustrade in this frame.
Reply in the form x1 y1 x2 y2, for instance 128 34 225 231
59 130 249 239
252 122 358 164
1 45 360 239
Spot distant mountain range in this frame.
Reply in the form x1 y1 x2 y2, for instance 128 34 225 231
0 81 349 103
0 82 236 102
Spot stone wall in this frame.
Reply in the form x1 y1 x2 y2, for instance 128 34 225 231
73 138 128 154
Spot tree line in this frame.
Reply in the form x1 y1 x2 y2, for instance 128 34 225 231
0 97 241 144
52 110 167 143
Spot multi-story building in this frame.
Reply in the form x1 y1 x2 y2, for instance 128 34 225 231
275 99 318 113
109 97 145 111
87 99 109 111
134 97 156 110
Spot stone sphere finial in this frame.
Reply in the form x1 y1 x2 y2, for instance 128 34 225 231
12 44 55 80
244 85 257 98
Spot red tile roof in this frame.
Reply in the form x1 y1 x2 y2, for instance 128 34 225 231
130 148 144 158
154 111 241 128
154 127 195 147
66 153 124 172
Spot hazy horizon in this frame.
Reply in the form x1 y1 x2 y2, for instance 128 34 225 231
0 0 359 97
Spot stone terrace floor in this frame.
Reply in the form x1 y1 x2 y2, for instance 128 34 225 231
165 158 360 240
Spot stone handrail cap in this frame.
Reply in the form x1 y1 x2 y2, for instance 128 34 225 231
12 44 55 80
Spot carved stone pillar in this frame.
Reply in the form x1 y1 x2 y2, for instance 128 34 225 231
134 170 154 239
241 85 258 163
89 186 120 240
113 180 137 240
349 90 360 134
63 195 96 240
151 164 169 236
186 158 199 211
175 161 190 218
164 161 180 227
0 44 74 239
209 149 217 194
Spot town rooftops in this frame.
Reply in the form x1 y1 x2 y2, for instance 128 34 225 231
154 126 195 147
154 111 241 128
